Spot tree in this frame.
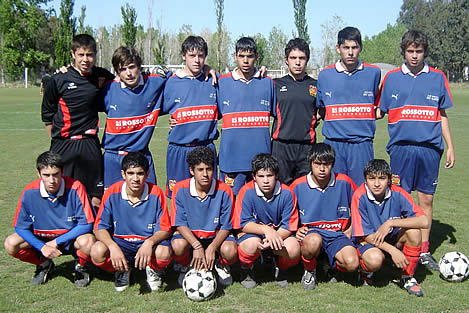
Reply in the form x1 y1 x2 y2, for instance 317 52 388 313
292 0 310 43
54 0 76 67
266 26 288 69
120 3 137 47
251 33 268 68
213 0 225 72
78 5 85 34
318 14 344 68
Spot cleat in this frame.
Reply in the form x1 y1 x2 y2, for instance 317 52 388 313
274 267 288 287
240 267 257 289
359 270 373 286
214 260 233 286
146 266 164 291
114 269 130 292
402 276 423 297
301 269 317 290
177 265 189 287
74 262 90 287
419 252 439 271
327 268 338 284
31 259 55 285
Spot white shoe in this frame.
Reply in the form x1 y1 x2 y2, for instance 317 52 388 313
214 260 233 286
146 266 163 291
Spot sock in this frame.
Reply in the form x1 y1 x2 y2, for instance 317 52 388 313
334 264 347 272
237 247 260 269
76 250 91 266
173 250 190 267
421 241 430 254
301 255 317 271
149 258 171 271
277 256 300 270
359 258 371 273
219 256 236 266
402 244 420 277
92 257 116 272
12 249 44 265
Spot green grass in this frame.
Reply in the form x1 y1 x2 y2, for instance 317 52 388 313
0 86 469 312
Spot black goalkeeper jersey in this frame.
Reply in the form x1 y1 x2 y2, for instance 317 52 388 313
272 74 318 143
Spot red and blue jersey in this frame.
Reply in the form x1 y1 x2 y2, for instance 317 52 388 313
232 181 298 232
162 71 218 144
171 178 234 239
377 63 453 152
95 181 171 243
13 177 94 239
217 69 276 172
291 173 356 239
351 183 425 239
316 61 381 142
100 74 166 152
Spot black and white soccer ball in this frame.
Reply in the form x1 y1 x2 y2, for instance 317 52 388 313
182 269 217 301
439 251 469 282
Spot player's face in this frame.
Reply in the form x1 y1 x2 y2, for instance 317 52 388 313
310 160 333 186
71 47 96 73
118 63 141 88
365 173 390 201
336 40 361 71
404 43 425 74
190 162 214 190
121 166 149 194
286 48 308 78
234 50 258 74
38 166 63 194
253 168 277 198
183 49 206 76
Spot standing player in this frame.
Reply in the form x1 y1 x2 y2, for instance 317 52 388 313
42 34 114 210
316 27 381 186
233 154 300 288
171 147 237 287
291 143 358 290
272 38 318 185
162 36 218 198
217 37 276 195
376 30 455 271
4 151 95 287
91 152 172 292
351 159 429 296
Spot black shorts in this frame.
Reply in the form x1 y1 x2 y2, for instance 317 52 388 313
50 137 103 197
272 140 313 185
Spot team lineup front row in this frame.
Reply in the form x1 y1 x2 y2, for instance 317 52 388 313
5 144 429 297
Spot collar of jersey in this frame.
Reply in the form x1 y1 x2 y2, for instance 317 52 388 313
401 63 429 77
189 177 216 201
40 178 65 200
231 67 260 82
335 60 363 74
120 74 144 89
175 69 204 79
306 172 336 190
121 182 149 202
254 181 281 202
288 72 308 81
365 184 391 205
71 64 92 76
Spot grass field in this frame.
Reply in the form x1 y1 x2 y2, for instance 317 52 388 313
0 86 468 312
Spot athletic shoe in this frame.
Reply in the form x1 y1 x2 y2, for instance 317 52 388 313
177 265 189 287
114 269 130 292
274 267 288 287
402 276 423 297
214 260 233 286
419 252 439 271
30 259 55 285
240 267 257 289
146 266 164 291
359 270 373 287
327 268 339 283
73 262 90 288
301 269 317 290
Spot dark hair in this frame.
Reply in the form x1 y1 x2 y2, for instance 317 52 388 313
36 151 64 171
307 143 335 168
235 37 257 54
285 38 310 61
364 159 392 180
251 153 279 176
400 30 428 57
112 46 142 73
187 146 215 170
71 34 97 53
337 26 362 48
181 36 208 57
121 152 149 172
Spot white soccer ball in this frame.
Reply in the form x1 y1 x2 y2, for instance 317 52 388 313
439 251 469 282
182 269 217 301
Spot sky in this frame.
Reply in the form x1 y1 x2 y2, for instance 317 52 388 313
46 0 403 48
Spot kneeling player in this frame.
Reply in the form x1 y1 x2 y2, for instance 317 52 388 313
4 151 95 287
291 143 358 290
351 159 429 297
171 146 237 287
91 152 172 292
234 154 300 288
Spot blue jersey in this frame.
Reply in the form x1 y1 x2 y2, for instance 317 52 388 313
217 70 276 172
377 63 453 152
95 181 171 243
162 71 218 144
291 173 357 239
13 177 94 239
316 61 381 142
233 181 298 232
171 178 234 239
351 183 425 239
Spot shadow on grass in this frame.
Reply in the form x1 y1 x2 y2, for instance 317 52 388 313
429 219 457 252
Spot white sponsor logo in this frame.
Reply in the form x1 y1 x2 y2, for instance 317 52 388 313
209 93 216 99
325 91 332 97
260 99 270 106
426 94 439 102
231 116 269 123
280 86 288 92
110 105 117 111
147 223 156 229
363 91 373 97
115 113 154 127
401 109 435 116
174 98 181 103
223 100 230 106
337 206 349 213
392 94 399 100
67 82 77 90
331 106 372 113
176 109 215 119
67 216 76 222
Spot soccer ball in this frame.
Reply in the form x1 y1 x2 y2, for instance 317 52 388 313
182 269 217 301
439 251 469 282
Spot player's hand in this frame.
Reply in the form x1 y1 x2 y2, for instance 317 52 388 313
204 245 217 270
259 66 268 77
57 65 70 74
203 65 218 85
257 238 270 250
445 147 455 168
296 226 309 242
45 239 58 249
40 245 62 259
109 245 128 272
390 249 408 269
372 220 392 246
191 247 208 271
263 226 284 251
135 240 154 270
168 116 177 129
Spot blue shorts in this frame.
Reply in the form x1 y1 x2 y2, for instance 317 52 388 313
220 171 253 196
103 149 156 189
356 227 401 256
113 237 171 261
389 143 442 195
324 139 373 186
166 142 217 198
236 232 295 245
37 237 77 257
305 229 355 266
171 232 236 248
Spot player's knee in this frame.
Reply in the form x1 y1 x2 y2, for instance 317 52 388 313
75 233 95 252
220 241 237 262
4 233 22 255
155 245 172 260
239 238 260 255
283 238 301 259
362 249 385 272
341 254 359 272
403 228 422 247
90 241 109 262
171 239 189 256
302 233 322 252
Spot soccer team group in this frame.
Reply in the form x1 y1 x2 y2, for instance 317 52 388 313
4 25 455 298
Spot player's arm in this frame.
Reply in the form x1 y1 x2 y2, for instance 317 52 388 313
205 229 230 270
135 230 171 270
95 228 128 272
364 234 408 269
177 225 207 271
440 109 455 168
372 215 429 247
242 222 284 251
14 227 62 259
41 77 60 139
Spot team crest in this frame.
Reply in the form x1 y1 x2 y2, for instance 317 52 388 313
224 176 235 187
309 85 317 97
391 174 401 186
168 179 177 191
237 232 246 239
98 77 106 88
